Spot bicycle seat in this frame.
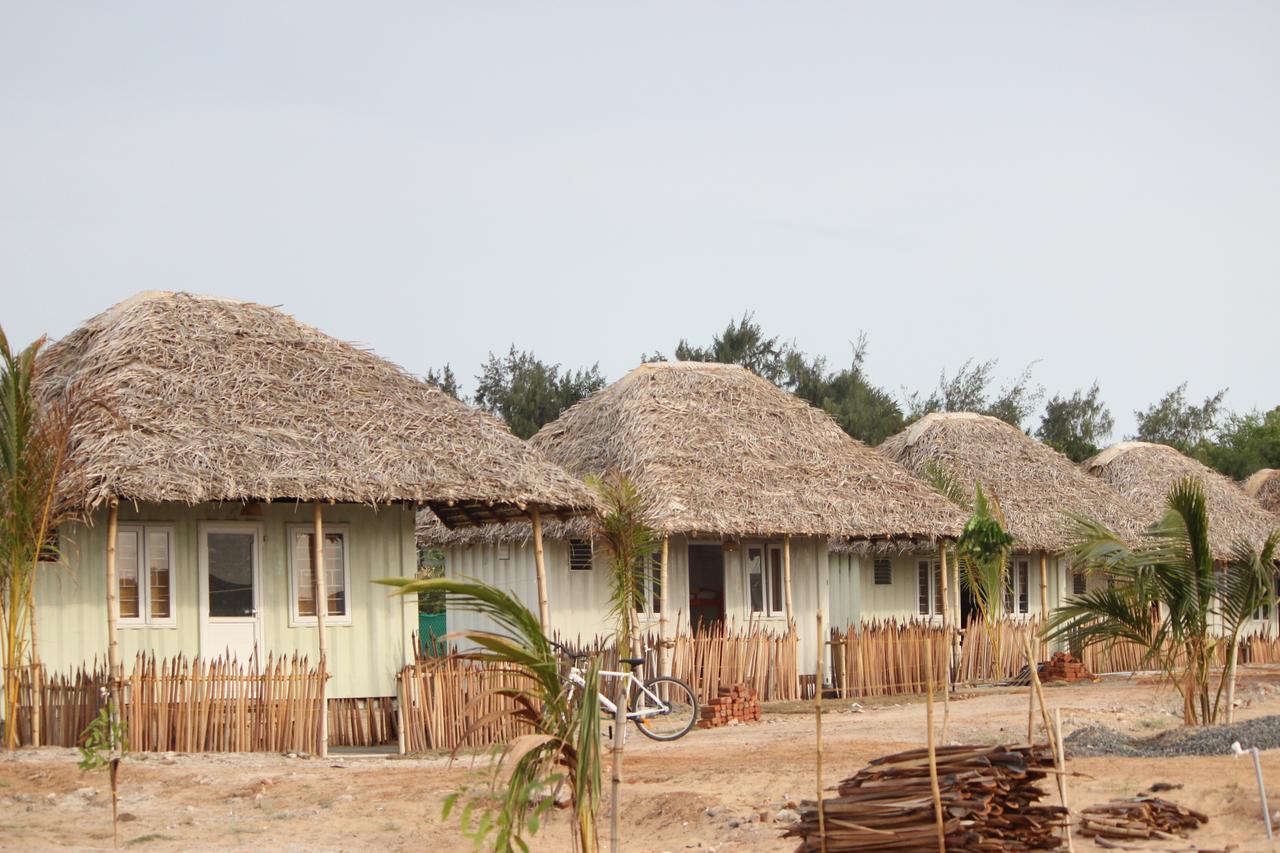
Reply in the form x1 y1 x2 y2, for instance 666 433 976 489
620 657 645 668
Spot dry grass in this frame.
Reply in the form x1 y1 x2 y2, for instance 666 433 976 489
1244 468 1280 516
528 362 964 541
1085 441 1279 556
36 292 596 526
879 412 1152 552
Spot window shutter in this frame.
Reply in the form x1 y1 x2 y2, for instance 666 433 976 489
873 559 892 585
568 539 594 571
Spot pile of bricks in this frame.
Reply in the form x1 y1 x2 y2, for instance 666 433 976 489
1037 651 1092 683
697 683 761 728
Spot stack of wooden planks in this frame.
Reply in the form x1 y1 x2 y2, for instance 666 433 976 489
1079 797 1208 842
696 683 760 728
785 744 1067 851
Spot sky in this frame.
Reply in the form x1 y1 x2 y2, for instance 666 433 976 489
2 2 1277 438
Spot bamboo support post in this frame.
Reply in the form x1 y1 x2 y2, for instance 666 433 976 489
531 509 550 634
783 534 794 629
313 502 329 759
658 534 669 679
815 609 826 852
1039 551 1049 622
939 545 951 741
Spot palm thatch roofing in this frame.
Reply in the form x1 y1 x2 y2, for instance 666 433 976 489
39 292 595 526
877 412 1150 553
423 361 965 546
1083 442 1279 557
1244 469 1280 516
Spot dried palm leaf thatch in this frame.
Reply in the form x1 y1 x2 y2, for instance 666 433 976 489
417 511 595 546
36 292 595 525
525 361 964 541
1244 468 1280 516
1084 441 1279 557
879 412 1150 553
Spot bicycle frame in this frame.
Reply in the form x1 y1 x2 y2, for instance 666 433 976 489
567 666 670 719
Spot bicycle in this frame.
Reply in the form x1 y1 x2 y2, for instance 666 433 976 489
554 641 699 742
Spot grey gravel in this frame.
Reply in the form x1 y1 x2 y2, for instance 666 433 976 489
1066 713 1280 757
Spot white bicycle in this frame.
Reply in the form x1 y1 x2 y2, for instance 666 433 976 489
555 642 699 742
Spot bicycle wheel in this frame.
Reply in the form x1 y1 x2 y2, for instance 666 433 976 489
631 676 698 741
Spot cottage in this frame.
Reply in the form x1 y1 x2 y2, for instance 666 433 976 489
33 292 594 704
875 412 1149 622
1245 469 1280 516
1084 442 1278 558
422 361 964 672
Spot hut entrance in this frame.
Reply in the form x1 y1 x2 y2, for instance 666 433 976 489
687 544 725 630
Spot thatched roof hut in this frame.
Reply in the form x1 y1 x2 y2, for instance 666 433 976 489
1244 469 1280 516
1083 442 1278 557
40 292 595 526
424 361 964 545
877 412 1149 553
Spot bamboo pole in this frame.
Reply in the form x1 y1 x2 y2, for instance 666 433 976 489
1039 551 1049 622
925 656 945 853
610 678 625 853
815 609 826 853
938 546 951 742
312 502 329 759
105 497 122 846
783 534 794 628
658 534 669 680
1053 707 1074 851
531 509 550 634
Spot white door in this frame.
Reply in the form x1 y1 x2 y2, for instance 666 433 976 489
198 523 262 661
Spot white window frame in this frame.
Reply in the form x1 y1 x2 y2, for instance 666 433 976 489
745 542 786 618
873 558 893 585
287 524 353 627
115 524 177 629
916 559 943 617
1003 558 1031 616
636 552 662 617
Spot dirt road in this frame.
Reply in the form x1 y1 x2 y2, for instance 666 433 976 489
5 674 1280 851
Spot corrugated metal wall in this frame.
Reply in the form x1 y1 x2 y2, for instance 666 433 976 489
34 502 416 698
445 534 832 675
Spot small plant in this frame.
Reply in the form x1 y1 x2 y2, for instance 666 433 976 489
78 688 127 847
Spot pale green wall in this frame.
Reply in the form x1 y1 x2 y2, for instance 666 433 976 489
34 501 417 698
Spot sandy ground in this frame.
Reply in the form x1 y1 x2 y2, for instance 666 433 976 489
7 672 1280 852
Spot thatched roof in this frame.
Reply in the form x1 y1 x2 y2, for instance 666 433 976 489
1244 469 1280 516
418 511 595 547
527 361 963 541
877 412 1150 553
1083 442 1279 557
39 292 596 524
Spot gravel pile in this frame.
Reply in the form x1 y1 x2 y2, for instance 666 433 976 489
1066 714 1280 757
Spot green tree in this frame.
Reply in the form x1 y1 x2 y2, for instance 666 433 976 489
905 359 1043 430
1199 407 1280 479
1046 479 1278 725
1133 382 1226 455
376 577 604 851
806 336 904 446
474 347 606 439
424 364 460 399
2 330 84 749
589 472 658 659
1035 383 1115 462
670 312 790 384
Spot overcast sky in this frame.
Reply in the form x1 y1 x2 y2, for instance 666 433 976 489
3 2 1276 438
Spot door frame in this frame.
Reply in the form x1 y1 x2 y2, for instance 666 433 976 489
197 521 264 659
